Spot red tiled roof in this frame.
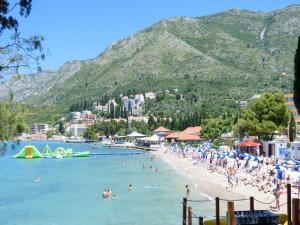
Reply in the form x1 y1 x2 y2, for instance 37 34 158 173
177 133 200 141
183 126 201 134
166 132 181 139
154 127 170 132
166 132 200 141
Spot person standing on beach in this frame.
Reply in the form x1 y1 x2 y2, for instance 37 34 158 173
274 184 281 211
186 185 190 197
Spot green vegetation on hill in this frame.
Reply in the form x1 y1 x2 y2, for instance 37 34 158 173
1 6 300 121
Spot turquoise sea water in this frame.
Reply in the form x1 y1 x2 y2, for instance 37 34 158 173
0 141 213 225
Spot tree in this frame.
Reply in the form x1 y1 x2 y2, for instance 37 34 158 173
294 35 300 113
0 102 27 141
0 0 44 78
238 92 290 140
83 126 97 140
58 121 65 134
289 113 296 142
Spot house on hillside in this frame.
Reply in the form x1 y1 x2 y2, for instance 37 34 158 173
68 124 87 137
183 126 201 136
154 127 171 141
128 116 149 123
145 92 156 99
30 124 49 134
165 127 201 143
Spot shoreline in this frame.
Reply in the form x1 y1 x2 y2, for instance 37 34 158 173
151 148 288 216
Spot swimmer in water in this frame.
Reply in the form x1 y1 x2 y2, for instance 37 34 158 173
102 189 112 198
34 177 40 183
128 184 132 192
155 168 159 172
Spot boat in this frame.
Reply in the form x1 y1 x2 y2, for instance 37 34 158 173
106 140 135 147
65 137 86 143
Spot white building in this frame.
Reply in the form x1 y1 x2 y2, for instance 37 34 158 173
240 101 248 108
262 141 287 159
30 124 49 134
69 124 87 137
70 112 81 122
145 92 156 99
290 142 300 160
82 110 91 116
134 94 144 103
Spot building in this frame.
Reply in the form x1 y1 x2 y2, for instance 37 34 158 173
82 110 91 116
165 127 201 142
82 113 97 123
285 94 300 135
239 101 248 108
154 127 171 137
262 141 287 159
183 126 201 136
290 142 300 160
134 94 145 103
69 124 87 137
145 92 156 99
70 112 82 123
30 124 49 134
128 116 149 123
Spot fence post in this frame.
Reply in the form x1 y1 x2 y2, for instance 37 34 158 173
227 201 235 225
188 206 192 225
199 217 204 225
250 196 254 210
216 197 220 225
288 184 292 225
292 198 300 225
183 198 187 225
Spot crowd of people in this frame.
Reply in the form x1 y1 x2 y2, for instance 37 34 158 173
165 143 300 211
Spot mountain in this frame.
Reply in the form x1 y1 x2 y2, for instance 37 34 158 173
1 5 300 119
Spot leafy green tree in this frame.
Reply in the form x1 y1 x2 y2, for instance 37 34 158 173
58 121 65 134
46 130 55 139
0 0 44 78
289 113 296 142
0 102 27 141
83 126 97 140
238 92 290 140
294 35 300 113
201 117 231 141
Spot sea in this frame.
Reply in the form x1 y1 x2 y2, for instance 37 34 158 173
0 141 214 225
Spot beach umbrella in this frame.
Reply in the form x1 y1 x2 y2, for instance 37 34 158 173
239 140 261 147
239 152 246 158
295 165 300 171
287 160 297 165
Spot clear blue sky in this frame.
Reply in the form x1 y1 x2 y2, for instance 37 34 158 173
15 0 300 71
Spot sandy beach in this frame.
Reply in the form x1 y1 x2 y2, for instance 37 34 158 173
152 149 290 216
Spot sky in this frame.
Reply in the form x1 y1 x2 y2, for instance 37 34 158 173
10 0 300 71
